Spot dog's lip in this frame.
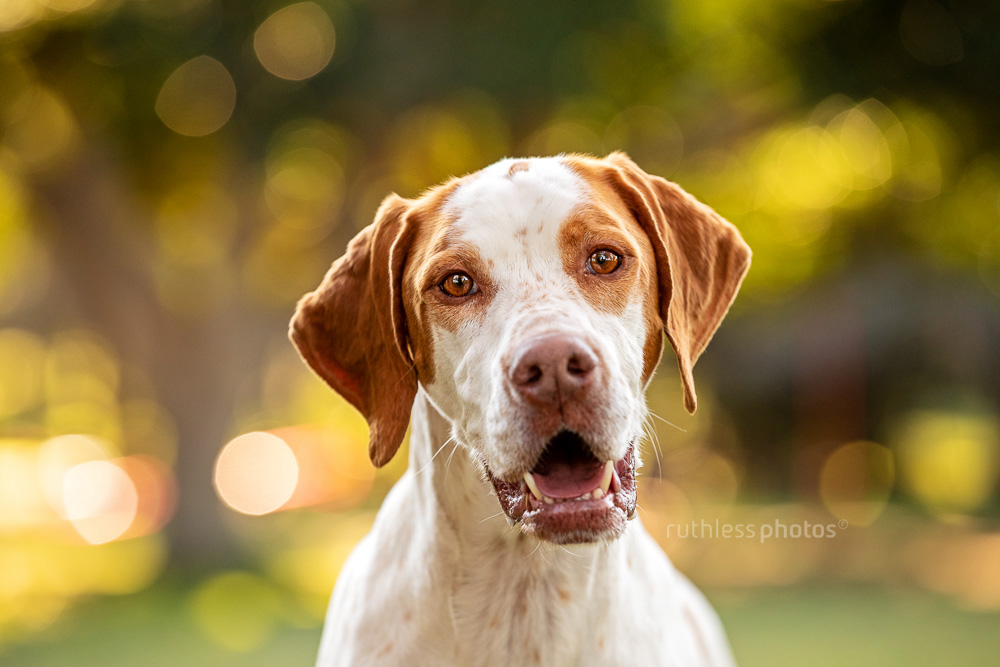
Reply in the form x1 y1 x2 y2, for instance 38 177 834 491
484 439 638 544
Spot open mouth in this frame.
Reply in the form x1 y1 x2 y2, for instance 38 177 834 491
485 430 637 544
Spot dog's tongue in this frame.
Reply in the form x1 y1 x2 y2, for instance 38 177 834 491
532 461 605 499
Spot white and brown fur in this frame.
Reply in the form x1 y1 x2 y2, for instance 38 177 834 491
291 153 751 666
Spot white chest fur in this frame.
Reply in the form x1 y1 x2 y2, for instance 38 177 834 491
315 392 733 667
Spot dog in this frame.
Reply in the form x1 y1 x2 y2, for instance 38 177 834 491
291 152 751 666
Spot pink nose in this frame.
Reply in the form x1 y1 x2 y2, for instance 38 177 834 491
508 334 599 407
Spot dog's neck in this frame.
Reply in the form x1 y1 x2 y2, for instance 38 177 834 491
404 389 630 657
407 389 506 540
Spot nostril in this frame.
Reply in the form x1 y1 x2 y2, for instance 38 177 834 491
524 364 543 385
566 349 596 378
566 355 587 376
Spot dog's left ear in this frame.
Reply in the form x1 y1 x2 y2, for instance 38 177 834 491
603 152 751 414
289 194 418 467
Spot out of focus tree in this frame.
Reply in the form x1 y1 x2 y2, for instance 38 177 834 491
1 0 999 573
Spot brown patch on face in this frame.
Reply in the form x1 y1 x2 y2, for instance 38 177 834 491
401 178 496 383
376 643 393 658
557 588 571 602
515 226 528 239
395 178 465 385
562 157 665 385
508 160 530 176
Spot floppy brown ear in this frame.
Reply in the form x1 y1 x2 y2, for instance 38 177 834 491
289 194 418 467
604 152 751 414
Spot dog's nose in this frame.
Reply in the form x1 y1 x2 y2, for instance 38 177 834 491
508 334 598 407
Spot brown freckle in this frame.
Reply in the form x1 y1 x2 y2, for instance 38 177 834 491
557 588 571 602
403 611 412 622
376 643 393 658
515 226 528 238
534 273 543 281
488 258 495 268
533 649 541 663
519 601 528 614
489 615 499 628
599 637 605 649
508 161 530 176
537 222 544 233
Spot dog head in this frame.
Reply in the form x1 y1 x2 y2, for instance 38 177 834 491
291 152 751 544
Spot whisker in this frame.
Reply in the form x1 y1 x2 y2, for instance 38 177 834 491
414 436 455 476
640 418 663 475
648 410 686 433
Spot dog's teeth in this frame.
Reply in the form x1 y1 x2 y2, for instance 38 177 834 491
600 461 613 494
524 473 543 500
611 468 621 493
543 496 554 504
592 488 604 499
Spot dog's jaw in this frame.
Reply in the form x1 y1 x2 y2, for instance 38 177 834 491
485 439 639 544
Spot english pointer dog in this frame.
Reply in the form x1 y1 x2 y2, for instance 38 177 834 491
291 152 751 666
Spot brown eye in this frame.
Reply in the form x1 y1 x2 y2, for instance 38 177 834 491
588 249 621 275
441 273 474 297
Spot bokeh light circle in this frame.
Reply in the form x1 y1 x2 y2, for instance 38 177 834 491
214 432 299 515
63 460 139 545
155 56 236 137
254 3 336 81
819 440 895 526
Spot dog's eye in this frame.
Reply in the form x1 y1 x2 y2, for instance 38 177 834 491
441 273 475 297
587 249 621 275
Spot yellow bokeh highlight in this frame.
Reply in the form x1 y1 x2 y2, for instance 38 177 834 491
155 181 238 265
40 0 101 12
826 108 892 191
190 571 282 651
3 86 78 170
389 100 509 194
760 126 851 210
254 2 336 81
264 146 345 230
0 0 43 32
0 440 51 527
524 121 603 158
893 411 1000 516
266 512 375 619
0 328 46 418
819 441 895 526
155 56 236 137
214 432 299 515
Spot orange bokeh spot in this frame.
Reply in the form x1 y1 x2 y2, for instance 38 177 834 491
214 432 299 515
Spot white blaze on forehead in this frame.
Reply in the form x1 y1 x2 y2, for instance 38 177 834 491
444 157 586 271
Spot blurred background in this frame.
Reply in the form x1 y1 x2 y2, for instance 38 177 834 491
0 0 998 664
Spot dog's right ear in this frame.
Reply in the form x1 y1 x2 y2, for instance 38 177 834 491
290 195 418 467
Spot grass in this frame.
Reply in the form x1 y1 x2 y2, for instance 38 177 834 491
717 586 1000 666
3 583 999 665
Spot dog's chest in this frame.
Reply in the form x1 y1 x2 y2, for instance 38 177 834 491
434 540 628 666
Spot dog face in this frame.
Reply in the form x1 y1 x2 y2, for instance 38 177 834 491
291 152 751 544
